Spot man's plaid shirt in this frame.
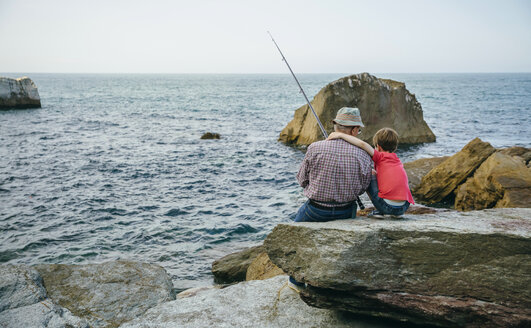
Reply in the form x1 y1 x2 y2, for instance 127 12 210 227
297 139 373 207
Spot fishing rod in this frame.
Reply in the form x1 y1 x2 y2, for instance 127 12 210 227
267 31 328 139
268 32 365 210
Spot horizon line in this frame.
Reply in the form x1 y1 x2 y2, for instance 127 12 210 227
1 71 530 75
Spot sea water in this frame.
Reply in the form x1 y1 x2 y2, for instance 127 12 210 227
1 73 530 290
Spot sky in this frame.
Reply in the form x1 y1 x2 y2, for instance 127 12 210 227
1 0 530 73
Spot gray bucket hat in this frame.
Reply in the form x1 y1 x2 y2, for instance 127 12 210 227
332 107 364 127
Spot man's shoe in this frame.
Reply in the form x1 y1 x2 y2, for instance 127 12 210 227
368 210 404 220
368 210 386 219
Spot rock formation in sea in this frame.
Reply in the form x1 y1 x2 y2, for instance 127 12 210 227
279 72 436 146
200 132 221 139
413 138 531 210
264 208 531 327
0 76 41 109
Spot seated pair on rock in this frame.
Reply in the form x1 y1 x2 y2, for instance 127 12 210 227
295 107 415 222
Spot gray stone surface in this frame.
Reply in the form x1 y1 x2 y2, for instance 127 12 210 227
0 299 88 328
0 265 88 328
0 264 46 312
0 76 41 109
120 275 392 328
35 261 175 328
265 208 531 327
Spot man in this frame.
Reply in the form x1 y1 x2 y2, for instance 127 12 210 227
295 106 373 222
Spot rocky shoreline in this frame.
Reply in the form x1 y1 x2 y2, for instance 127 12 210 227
2 208 529 327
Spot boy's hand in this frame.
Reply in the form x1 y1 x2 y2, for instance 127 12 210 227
327 132 344 140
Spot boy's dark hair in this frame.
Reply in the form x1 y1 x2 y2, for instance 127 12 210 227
373 128 399 152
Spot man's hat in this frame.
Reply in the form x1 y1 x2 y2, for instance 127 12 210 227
332 107 364 127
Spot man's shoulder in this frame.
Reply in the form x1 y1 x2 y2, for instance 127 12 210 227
307 139 340 154
308 140 328 150
309 139 370 157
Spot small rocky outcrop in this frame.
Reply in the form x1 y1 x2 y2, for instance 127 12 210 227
211 244 265 283
200 132 220 139
120 275 383 328
413 138 496 204
264 208 531 327
279 73 435 146
0 76 41 109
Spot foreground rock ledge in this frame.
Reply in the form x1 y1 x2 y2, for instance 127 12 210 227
121 275 394 328
264 208 531 327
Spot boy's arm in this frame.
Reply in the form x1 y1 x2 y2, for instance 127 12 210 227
328 132 375 156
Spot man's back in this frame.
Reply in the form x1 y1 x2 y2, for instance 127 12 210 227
297 139 372 205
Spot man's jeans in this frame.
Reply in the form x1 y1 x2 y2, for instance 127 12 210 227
366 176 409 215
290 199 357 286
294 199 357 222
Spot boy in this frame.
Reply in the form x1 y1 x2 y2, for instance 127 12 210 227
328 127 414 217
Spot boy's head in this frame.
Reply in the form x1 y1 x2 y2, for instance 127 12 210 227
373 128 399 152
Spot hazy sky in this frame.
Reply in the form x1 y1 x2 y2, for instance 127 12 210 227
1 0 530 73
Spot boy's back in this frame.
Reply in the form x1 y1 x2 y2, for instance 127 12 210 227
372 149 414 204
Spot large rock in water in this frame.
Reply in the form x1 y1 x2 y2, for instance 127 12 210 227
279 73 435 146
0 76 41 109
455 152 531 211
34 261 175 327
413 138 496 204
264 208 531 327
